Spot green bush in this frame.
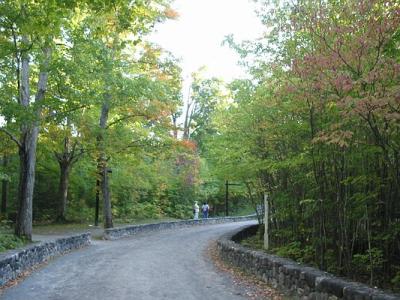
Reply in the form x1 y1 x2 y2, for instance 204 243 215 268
0 234 28 253
352 248 386 278
240 234 264 250
391 271 400 292
273 242 316 266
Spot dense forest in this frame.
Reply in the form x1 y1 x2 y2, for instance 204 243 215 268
1 0 400 292
0 0 246 239
217 0 400 291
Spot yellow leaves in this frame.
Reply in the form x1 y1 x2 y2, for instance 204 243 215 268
327 101 337 109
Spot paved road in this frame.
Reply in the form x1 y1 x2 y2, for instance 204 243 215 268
2 221 257 300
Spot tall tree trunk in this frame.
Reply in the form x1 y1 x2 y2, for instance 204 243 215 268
15 44 51 240
57 162 70 222
1 155 8 215
98 98 113 229
183 86 192 140
94 179 100 226
172 113 178 139
16 126 39 239
15 38 32 239
101 165 112 228
54 137 81 222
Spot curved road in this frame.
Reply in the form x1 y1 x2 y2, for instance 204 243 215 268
2 221 257 300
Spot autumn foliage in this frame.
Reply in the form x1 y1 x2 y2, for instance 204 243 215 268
207 0 400 291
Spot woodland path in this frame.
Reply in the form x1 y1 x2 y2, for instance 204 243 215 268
2 221 260 300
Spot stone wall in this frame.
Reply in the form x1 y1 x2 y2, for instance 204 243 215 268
0 233 91 287
217 225 400 300
104 215 257 240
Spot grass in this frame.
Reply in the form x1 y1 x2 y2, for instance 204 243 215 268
0 220 30 253
32 216 180 234
240 234 264 250
32 216 180 239
0 233 29 253
0 216 181 252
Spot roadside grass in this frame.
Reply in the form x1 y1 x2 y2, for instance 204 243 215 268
0 234 29 253
0 220 30 253
0 216 180 253
233 206 256 217
32 216 180 235
240 234 264 250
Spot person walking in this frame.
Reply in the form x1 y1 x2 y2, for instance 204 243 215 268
201 202 209 219
193 201 199 220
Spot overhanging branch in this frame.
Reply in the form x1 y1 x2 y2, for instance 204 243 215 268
106 113 147 129
0 127 22 149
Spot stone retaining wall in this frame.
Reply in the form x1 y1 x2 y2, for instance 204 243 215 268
0 233 91 287
217 225 400 300
104 215 257 240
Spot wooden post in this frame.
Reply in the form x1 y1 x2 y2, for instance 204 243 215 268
264 193 269 250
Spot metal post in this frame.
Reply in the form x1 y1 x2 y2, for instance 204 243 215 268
225 180 229 216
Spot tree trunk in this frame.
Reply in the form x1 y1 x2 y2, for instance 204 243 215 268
16 127 39 240
15 37 32 239
101 165 113 228
94 179 100 226
183 86 192 140
54 137 81 222
1 155 8 215
98 99 113 229
57 162 70 222
172 113 178 139
15 45 51 240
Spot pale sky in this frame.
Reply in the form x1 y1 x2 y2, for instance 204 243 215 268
148 0 264 83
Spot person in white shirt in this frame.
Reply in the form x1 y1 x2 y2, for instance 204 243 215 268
193 201 199 220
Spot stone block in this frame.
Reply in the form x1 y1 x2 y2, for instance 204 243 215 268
0 233 91 287
343 283 375 300
316 277 349 298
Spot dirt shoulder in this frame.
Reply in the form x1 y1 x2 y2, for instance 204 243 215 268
207 241 287 300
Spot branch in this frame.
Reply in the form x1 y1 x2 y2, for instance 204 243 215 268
46 104 90 122
309 25 358 76
70 141 85 164
35 46 52 103
106 113 147 129
0 127 22 149
54 151 62 162
71 149 84 165
114 139 143 154
11 26 21 104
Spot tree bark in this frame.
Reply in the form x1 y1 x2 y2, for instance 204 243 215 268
57 162 71 221
101 165 113 228
16 127 39 239
183 86 193 140
98 98 113 229
172 113 178 139
94 179 100 226
15 45 51 240
54 137 81 222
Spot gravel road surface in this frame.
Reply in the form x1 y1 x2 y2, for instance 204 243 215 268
2 221 257 300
